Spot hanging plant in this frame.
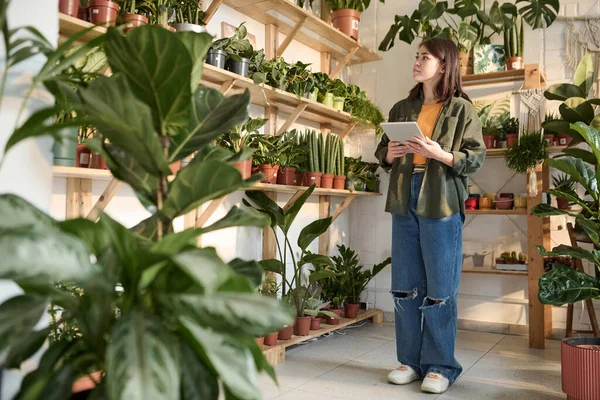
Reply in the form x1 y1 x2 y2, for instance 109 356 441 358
505 131 549 196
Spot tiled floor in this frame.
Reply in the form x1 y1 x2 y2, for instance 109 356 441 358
260 322 566 399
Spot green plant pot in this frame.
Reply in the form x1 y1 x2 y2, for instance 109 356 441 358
52 127 78 167
308 91 318 102
333 96 345 111
321 92 334 107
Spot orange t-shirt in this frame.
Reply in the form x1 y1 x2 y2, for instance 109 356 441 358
413 102 443 165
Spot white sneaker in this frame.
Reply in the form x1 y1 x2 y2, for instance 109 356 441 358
421 372 450 394
387 365 419 385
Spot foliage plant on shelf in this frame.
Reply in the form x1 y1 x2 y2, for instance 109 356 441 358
345 156 379 191
531 54 600 306
215 116 268 156
504 130 549 173
0 18 294 400
173 0 207 25
212 22 254 61
324 0 384 12
279 130 309 170
504 15 524 61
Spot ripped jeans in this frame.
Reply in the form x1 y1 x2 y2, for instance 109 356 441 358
391 172 463 383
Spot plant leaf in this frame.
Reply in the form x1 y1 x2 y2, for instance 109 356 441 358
171 248 234 294
176 32 212 92
0 194 55 229
297 217 333 251
537 244 600 266
560 147 598 165
544 83 586 101
179 339 219 400
4 327 51 369
282 185 316 233
517 0 559 29
309 269 338 283
259 259 284 274
229 259 263 288
539 263 600 306
573 54 595 94
299 253 334 268
57 218 110 256
571 122 600 166
244 191 285 230
0 295 48 353
201 206 269 235
546 157 598 200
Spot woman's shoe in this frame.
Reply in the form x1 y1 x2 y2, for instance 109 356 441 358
421 372 449 394
387 365 419 385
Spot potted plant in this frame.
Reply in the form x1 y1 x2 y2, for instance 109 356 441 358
321 132 340 189
253 135 284 184
504 130 549 198
303 293 339 330
544 112 572 146
171 0 206 32
470 252 490 268
333 134 346 189
277 130 309 186
211 22 254 77
312 72 333 105
330 78 347 111
0 19 293 399
286 61 314 99
89 0 121 27
248 186 337 336
502 116 520 147
301 129 324 187
259 274 281 346
216 116 268 179
552 173 576 210
118 0 150 32
345 156 374 191
344 84 386 137
59 0 81 16
504 16 524 70
325 0 383 40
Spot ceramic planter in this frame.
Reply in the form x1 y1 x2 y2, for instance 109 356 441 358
326 308 342 325
344 303 360 318
308 90 319 102
544 134 556 146
310 316 321 330
119 13 148 33
561 337 600 400
479 197 492 209
474 45 506 74
59 0 80 16
233 159 252 180
78 6 89 21
294 171 303 186
277 167 297 185
90 152 108 170
278 324 293 340
321 173 334 189
333 175 346 190
331 9 361 40
321 92 334 107
53 128 78 167
264 332 279 346
303 171 322 188
333 96 345 111
472 254 486 267
259 164 279 184
556 134 572 146
89 0 120 27
294 316 311 336
506 56 524 71
465 197 477 210
483 135 497 149
495 197 513 210
227 57 251 77
207 49 227 69
505 133 518 147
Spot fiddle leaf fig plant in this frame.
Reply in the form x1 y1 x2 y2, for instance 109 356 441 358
0 20 294 400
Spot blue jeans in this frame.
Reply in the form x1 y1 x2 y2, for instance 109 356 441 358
391 172 463 383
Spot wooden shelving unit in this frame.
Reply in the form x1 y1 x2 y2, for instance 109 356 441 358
462 268 527 276
58 13 106 42
485 146 567 158
462 64 547 87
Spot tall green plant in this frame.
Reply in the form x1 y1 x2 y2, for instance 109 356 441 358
0 22 294 400
173 0 206 25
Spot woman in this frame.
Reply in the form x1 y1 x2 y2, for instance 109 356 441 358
374 38 485 394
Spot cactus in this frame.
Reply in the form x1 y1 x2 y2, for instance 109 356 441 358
511 251 517 262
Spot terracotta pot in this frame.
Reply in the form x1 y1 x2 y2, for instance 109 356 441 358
556 134 573 147
76 144 91 168
303 171 322 188
557 197 571 210
561 337 600 400
251 166 259 176
326 308 342 325
321 173 334 189
254 336 265 346
78 6 89 21
331 9 361 40
59 0 80 16
264 332 279 346
294 171 303 186
90 152 108 170
72 371 102 393
119 13 148 33
483 135 497 149
294 316 311 336
459 50 474 75
505 133 518 147
465 197 477 210
344 303 360 318
479 197 492 209
233 159 252 180
495 197 513 210
277 167 297 185
169 160 181 175
333 175 346 190
310 316 321 330
278 324 293 340
89 0 120 27
259 164 279 184
506 56 524 71
544 134 556 147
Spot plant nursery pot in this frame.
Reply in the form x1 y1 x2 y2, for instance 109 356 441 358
294 316 311 336
264 332 279 346
506 56 524 71
465 197 477 210
482 135 497 149
59 0 80 16
76 144 92 168
53 128 78 167
78 6 89 21
333 175 346 190
294 171 303 186
544 134 556 146
556 134 573 146
333 96 345 111
321 92 334 108
90 152 108 170
557 197 571 210
254 336 265 346
494 197 513 210
259 164 279 184
233 159 252 180
331 9 361 40
472 254 486 267
561 337 600 400
310 316 321 330
277 167 297 185
89 0 120 27
169 160 181 175
308 91 319 102
278 324 293 340
505 133 518 147
119 13 148 33
227 58 251 78
326 308 342 325
321 173 334 189
303 171 322 188
206 49 227 69
170 23 206 33
479 197 492 209
459 50 474 75
344 303 360 319
514 196 527 209
251 166 260 175
72 371 102 393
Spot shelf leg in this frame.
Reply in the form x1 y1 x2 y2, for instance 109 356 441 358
329 47 358 79
331 194 356 221
66 178 92 219
276 103 307 135
203 0 224 24
318 195 331 255
86 178 121 221
276 16 307 56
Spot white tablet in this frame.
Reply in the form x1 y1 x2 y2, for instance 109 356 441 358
381 122 426 152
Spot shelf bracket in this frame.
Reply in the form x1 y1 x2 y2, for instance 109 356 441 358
331 194 357 221
196 196 227 228
219 79 237 95
329 47 358 79
283 190 305 213
339 122 357 139
276 16 307 57
276 103 307 135
203 0 223 24
86 178 122 221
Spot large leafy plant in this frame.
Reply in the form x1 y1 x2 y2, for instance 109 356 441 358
0 23 294 400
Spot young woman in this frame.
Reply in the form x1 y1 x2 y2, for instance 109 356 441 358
374 38 485 394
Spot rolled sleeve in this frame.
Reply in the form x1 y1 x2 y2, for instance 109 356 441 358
450 106 486 177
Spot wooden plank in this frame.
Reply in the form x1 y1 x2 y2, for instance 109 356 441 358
276 103 307 135
53 166 112 180
196 196 227 228
183 209 198 230
261 309 384 365
329 46 359 79
339 122 357 139
320 52 331 74
462 69 524 86
283 190 304 213
485 146 567 158
262 192 278 260
462 269 528 276
331 194 356 221
265 23 278 59
524 63 544 89
86 178 121 221
276 16 307 56
66 178 92 219
58 13 106 42
465 209 528 215
542 163 553 340
318 195 331 255
204 0 224 23
219 79 237 95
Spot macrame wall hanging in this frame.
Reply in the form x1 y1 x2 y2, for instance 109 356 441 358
516 87 546 197
565 17 600 96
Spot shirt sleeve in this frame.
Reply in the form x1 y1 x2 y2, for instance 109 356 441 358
374 107 394 172
450 105 486 177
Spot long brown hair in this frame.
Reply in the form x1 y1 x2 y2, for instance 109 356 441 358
408 38 471 104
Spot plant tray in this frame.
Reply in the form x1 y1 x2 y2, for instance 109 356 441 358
495 263 528 271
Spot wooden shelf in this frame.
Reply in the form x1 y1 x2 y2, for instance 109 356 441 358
465 209 528 215
59 13 106 42
262 309 383 365
462 268 527 276
486 146 567 158
221 0 381 65
462 64 547 87
53 166 113 180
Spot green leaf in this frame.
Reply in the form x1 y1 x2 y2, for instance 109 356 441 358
517 0 559 29
0 194 55 230
559 102 594 124
236 335 278 384
57 218 110 256
571 122 600 165
282 185 316 233
573 54 595 94
487 2 504 33
539 263 600 306
544 83 586 101
99 213 144 286
547 189 592 214
229 259 263 288
546 157 598 200
451 0 481 19
419 0 448 20
244 191 285 230
309 269 338 284
575 216 600 245
4 327 50 369
530 203 572 217
259 259 284 274
177 32 212 92
169 88 251 161
457 21 478 51
179 339 219 400
0 295 48 353
299 253 334 268
378 11 421 50
104 26 192 134
298 217 333 251
151 229 203 255
107 311 180 400
181 318 262 400
201 206 269 235
560 147 598 166
537 244 600 266
171 248 234 294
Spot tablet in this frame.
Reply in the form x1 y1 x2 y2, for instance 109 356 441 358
381 121 426 151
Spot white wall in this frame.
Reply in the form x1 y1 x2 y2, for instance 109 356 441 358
347 0 600 334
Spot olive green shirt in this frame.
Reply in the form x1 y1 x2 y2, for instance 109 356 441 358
375 94 486 219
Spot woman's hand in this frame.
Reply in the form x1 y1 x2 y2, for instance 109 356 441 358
385 141 408 164
405 136 454 167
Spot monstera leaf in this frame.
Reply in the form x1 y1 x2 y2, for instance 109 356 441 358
517 0 559 29
379 11 422 50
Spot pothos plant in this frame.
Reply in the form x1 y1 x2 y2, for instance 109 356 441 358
212 22 254 61
0 20 293 400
